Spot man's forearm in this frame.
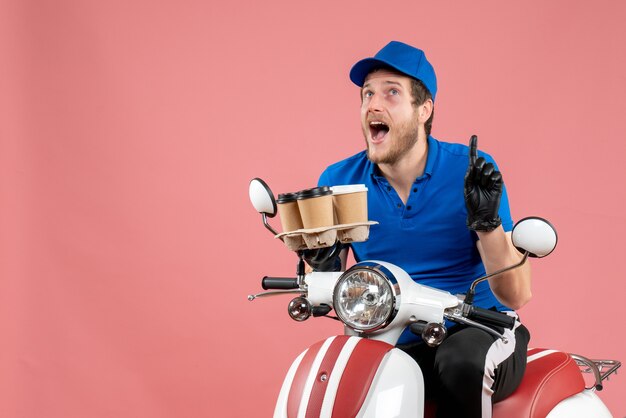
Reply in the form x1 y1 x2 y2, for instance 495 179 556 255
476 226 532 310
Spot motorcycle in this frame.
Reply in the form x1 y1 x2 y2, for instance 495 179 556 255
247 178 621 418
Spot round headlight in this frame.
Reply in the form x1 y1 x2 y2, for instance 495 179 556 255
333 263 399 332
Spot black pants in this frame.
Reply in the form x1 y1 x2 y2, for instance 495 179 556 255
397 318 530 418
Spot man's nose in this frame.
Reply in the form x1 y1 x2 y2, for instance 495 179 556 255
367 94 384 112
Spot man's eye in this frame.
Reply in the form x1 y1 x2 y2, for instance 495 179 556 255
390 89 399 95
364 91 373 98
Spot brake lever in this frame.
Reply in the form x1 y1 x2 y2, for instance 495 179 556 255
247 289 304 301
444 309 509 344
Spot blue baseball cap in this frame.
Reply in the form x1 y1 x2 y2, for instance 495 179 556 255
350 41 438 101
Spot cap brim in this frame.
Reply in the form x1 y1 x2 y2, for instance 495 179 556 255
350 58 402 87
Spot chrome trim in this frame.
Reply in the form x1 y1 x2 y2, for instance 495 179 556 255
332 262 401 333
571 354 622 391
247 289 304 301
469 252 529 295
287 296 312 321
262 213 281 239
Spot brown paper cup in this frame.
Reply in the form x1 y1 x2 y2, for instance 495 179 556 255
296 187 334 229
331 185 368 225
277 192 304 233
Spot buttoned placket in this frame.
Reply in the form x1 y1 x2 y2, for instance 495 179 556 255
374 175 430 219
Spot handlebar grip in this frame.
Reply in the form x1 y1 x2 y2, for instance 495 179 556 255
261 276 299 290
467 306 516 330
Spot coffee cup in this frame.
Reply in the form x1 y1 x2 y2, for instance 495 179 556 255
331 184 368 225
276 192 304 232
296 186 334 229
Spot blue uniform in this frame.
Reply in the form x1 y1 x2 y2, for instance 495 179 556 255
318 136 513 344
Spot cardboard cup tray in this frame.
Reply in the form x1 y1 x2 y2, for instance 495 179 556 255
275 221 378 251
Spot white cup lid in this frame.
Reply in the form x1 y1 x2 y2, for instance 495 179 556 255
330 184 368 195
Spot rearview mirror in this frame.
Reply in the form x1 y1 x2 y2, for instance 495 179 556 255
249 178 277 217
511 217 557 258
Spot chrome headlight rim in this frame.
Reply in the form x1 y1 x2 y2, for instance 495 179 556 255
332 262 401 332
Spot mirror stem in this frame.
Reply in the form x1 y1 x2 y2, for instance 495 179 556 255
262 213 281 239
465 251 529 305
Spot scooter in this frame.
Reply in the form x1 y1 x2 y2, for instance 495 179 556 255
248 178 621 418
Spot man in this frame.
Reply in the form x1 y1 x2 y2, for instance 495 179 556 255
309 41 531 418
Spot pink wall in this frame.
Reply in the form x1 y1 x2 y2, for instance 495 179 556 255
1 0 625 416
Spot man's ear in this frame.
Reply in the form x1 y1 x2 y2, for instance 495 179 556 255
418 99 434 123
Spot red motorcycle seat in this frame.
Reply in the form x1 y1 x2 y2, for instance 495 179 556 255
425 348 586 418
492 348 586 418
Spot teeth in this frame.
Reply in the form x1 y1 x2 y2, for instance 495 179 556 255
370 121 386 126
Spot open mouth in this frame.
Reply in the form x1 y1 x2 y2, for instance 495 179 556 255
369 121 390 142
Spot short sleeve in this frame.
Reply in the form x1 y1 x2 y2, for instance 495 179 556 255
318 169 332 187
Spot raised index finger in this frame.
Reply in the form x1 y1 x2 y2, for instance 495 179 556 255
469 135 478 166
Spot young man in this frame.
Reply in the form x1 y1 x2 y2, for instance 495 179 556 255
313 41 531 418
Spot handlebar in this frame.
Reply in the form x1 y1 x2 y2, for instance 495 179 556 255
466 306 516 330
262 276 299 290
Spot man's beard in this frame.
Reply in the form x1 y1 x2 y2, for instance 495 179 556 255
364 117 419 165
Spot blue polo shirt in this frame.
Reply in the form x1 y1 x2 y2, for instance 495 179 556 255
318 136 513 344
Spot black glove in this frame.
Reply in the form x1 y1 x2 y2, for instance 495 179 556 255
302 241 345 272
464 135 503 232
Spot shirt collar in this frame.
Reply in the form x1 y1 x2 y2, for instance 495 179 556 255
368 135 439 180
423 135 438 177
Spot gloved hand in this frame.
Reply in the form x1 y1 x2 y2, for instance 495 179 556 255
464 135 503 232
302 241 345 272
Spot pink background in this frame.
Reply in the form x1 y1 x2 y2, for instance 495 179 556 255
1 0 625 416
